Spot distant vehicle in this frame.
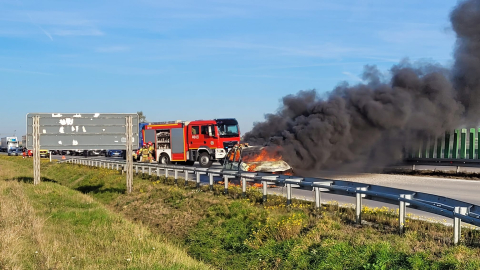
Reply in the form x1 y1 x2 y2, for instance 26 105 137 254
70 150 83 156
59 150 72 155
7 148 22 156
39 150 50 158
105 150 122 157
88 150 102 156
1 137 19 152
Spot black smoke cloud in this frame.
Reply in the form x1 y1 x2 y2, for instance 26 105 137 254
244 0 480 172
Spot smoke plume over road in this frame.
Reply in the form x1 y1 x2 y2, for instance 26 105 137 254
244 0 480 172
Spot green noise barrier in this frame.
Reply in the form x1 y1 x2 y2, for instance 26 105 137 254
410 127 480 160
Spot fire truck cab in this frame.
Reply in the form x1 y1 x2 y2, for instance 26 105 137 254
141 118 240 167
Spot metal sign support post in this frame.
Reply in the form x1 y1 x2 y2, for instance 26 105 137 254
33 116 41 185
126 116 133 193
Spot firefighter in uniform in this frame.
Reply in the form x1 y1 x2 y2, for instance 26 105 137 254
141 143 149 163
137 143 146 162
148 141 154 163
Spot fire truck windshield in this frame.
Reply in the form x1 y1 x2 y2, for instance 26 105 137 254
217 124 239 138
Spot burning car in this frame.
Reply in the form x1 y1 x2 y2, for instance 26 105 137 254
222 144 293 175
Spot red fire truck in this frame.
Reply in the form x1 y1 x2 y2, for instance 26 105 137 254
141 118 240 167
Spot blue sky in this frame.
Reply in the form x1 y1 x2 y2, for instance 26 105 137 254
0 0 457 138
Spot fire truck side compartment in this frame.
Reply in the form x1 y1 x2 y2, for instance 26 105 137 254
144 129 156 145
171 128 185 160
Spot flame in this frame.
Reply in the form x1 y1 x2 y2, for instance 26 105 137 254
242 147 282 163
273 170 293 176
246 163 258 172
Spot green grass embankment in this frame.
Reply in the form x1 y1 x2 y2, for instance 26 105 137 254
2 156 480 269
0 157 209 270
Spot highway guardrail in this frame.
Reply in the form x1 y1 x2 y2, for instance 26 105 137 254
61 158 480 244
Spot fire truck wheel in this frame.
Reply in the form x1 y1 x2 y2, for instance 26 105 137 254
199 152 213 168
159 153 171 165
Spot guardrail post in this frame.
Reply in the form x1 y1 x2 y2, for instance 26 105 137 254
412 164 415 171
142 166 145 175
314 187 321 208
456 166 460 174
116 164 119 171
242 177 247 198
399 194 410 233
135 165 138 174
356 187 367 224
356 192 362 224
156 168 160 179
174 170 179 185
165 168 169 178
224 176 229 194
286 184 292 206
194 170 206 189
209 173 214 191
185 170 191 186
196 172 201 189
148 167 152 176
262 181 267 203
454 206 468 244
